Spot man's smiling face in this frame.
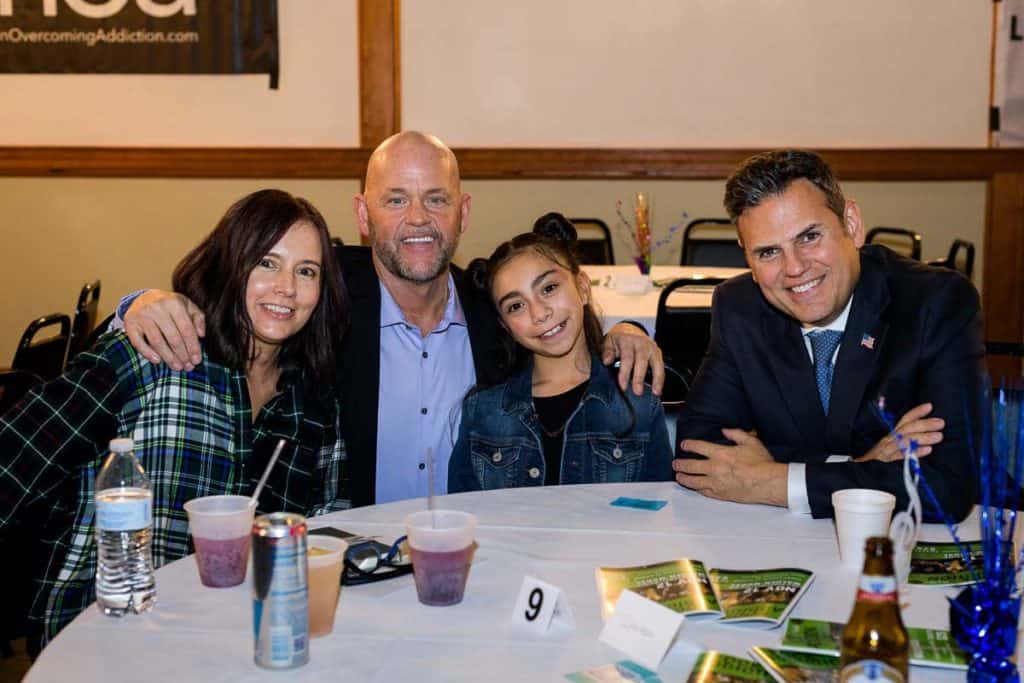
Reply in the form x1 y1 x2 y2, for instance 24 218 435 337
737 178 864 328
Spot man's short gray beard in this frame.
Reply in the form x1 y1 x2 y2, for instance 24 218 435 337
374 239 454 285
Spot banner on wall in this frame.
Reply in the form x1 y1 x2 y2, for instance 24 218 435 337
0 0 279 88
995 0 1024 146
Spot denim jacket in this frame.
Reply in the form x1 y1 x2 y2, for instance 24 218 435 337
448 354 673 492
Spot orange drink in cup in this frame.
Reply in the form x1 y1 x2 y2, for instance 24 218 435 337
307 536 346 637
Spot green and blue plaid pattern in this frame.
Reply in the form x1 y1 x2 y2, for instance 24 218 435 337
0 332 348 646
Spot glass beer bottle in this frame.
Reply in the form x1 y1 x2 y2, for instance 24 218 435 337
839 536 909 682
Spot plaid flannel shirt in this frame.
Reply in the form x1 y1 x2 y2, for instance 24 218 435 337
0 332 348 646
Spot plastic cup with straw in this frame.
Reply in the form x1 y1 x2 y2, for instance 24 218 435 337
404 445 477 605
183 439 287 587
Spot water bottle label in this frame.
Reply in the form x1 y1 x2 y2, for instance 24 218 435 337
96 493 152 531
839 659 905 682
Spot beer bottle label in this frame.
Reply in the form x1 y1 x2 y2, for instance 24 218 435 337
839 659 905 682
855 574 898 603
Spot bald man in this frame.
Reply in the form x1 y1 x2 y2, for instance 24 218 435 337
121 131 663 506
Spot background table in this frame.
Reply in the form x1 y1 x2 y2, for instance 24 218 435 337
26 483 993 682
586 265 747 334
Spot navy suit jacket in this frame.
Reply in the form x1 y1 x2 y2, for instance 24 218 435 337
677 245 984 521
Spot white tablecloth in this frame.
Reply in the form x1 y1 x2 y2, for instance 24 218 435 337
586 265 747 334
27 483 989 682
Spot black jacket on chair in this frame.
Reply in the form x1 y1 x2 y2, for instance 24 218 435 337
336 246 505 507
677 245 984 521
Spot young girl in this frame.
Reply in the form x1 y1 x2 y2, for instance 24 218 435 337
448 217 672 492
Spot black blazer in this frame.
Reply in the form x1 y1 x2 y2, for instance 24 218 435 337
335 246 505 507
677 245 984 521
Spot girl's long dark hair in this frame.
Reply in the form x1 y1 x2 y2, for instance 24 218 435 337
466 212 635 436
172 189 348 389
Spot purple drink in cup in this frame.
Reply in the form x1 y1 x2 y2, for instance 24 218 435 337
405 510 477 606
184 495 256 588
193 535 251 587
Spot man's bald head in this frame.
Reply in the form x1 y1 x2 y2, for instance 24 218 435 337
355 131 471 286
364 131 462 195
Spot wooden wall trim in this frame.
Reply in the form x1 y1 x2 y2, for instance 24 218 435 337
454 148 1024 181
0 144 1019 365
0 147 371 178
984 172 1024 377
1 147 1022 180
358 0 400 148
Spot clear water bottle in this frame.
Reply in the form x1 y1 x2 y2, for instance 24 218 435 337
94 437 156 616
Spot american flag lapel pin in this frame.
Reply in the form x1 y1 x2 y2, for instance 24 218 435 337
860 333 875 350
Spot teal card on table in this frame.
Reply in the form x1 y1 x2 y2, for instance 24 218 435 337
610 497 667 511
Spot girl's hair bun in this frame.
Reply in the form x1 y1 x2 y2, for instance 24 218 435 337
532 212 578 245
465 257 490 291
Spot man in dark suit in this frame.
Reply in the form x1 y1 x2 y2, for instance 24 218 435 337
121 131 664 507
673 150 983 521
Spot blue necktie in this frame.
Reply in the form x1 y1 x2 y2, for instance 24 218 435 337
808 330 843 414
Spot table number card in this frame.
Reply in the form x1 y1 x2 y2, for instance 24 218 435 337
598 589 684 671
511 576 575 634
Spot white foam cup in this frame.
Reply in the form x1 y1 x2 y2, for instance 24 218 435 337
832 488 896 568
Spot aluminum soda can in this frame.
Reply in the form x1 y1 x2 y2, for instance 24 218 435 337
252 512 309 669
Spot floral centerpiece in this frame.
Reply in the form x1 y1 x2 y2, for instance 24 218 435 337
614 192 687 276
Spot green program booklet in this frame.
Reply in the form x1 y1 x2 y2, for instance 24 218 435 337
749 647 838 683
686 652 773 682
709 568 815 626
780 617 968 670
596 559 722 619
909 541 984 586
596 559 813 627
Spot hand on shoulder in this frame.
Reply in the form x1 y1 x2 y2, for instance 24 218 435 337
124 290 206 371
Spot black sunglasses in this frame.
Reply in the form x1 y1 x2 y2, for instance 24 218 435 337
343 535 413 586
308 527 413 586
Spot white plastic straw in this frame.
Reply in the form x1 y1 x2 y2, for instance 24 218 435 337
251 438 287 507
426 446 436 527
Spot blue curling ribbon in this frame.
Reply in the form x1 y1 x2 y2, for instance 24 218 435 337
876 385 1024 683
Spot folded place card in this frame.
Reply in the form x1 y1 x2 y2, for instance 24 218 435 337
598 589 685 671
511 575 575 634
614 273 654 295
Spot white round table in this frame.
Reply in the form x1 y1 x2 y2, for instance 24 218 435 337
585 265 746 334
26 483 989 681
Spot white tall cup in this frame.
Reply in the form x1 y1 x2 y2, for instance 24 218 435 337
832 489 897 568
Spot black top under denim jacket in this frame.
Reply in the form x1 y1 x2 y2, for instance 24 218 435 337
447 353 674 492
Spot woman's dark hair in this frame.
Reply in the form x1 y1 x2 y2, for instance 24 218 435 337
171 189 348 387
467 212 635 436
723 149 846 223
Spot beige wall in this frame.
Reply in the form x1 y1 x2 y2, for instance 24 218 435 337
0 177 985 364
0 2 996 363
403 0 990 146
0 1 360 146
0 179 361 363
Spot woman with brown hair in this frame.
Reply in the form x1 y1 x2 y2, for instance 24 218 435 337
0 189 350 653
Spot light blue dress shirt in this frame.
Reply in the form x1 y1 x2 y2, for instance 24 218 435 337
374 274 476 504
